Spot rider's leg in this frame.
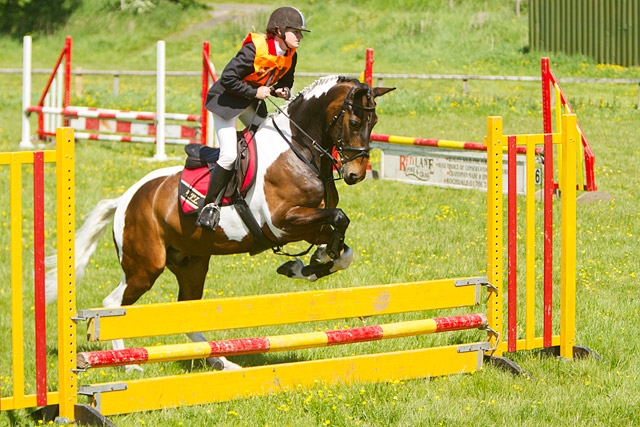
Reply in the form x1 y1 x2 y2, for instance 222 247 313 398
196 113 237 230
238 105 266 130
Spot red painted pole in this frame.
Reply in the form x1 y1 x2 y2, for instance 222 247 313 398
542 57 554 347
64 36 72 124
363 48 375 172
541 58 552 134
364 48 374 87
543 132 554 348
544 59 598 191
35 36 71 140
33 151 47 406
201 42 210 145
583 146 597 191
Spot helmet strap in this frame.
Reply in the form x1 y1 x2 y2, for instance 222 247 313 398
277 27 293 50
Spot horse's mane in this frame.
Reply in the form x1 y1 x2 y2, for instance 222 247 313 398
281 75 359 113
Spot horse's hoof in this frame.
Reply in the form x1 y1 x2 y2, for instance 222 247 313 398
208 357 242 371
221 360 242 371
124 364 144 373
301 261 334 279
277 259 304 277
334 245 354 269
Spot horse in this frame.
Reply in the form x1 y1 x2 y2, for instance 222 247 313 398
45 76 394 371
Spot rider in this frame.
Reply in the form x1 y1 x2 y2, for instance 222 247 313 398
197 6 310 230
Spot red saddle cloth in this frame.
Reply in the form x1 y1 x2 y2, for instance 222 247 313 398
179 129 257 215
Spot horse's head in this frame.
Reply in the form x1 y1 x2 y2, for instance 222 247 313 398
281 76 394 185
325 78 395 185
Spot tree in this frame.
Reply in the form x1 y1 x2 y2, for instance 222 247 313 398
0 0 80 37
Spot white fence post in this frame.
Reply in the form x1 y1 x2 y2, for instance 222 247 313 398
154 40 167 161
21 35 33 148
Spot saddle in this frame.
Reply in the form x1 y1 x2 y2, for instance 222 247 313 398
178 128 275 255
179 128 257 215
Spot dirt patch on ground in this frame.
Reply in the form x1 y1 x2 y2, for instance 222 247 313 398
184 3 271 35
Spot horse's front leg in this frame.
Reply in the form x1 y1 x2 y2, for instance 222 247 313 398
306 244 354 277
277 244 354 281
280 206 350 259
276 207 353 280
325 209 350 259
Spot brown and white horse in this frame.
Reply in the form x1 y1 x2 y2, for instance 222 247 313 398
46 76 394 371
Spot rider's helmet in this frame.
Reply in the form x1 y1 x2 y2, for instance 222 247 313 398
266 7 310 37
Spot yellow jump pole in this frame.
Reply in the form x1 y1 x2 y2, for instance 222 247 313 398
485 116 504 355
55 127 77 422
560 114 578 359
9 152 25 408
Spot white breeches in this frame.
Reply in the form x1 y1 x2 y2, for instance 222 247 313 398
213 106 265 170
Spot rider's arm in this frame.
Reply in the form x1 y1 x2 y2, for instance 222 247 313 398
218 43 260 100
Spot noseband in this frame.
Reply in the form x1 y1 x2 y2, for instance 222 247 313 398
325 84 377 164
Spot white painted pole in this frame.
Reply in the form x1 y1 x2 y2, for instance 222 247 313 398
154 40 167 161
21 36 33 148
56 65 64 129
44 91 51 137
44 66 62 138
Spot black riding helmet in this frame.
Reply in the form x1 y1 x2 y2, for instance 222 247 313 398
266 6 310 37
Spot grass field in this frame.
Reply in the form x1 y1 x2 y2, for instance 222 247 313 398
1 1 640 426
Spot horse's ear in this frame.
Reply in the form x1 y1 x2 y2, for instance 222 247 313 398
372 87 396 98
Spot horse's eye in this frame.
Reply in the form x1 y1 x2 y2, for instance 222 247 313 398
349 118 362 129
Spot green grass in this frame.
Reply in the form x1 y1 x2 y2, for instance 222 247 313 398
1 0 640 426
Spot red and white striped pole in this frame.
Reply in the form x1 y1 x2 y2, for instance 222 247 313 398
77 314 487 369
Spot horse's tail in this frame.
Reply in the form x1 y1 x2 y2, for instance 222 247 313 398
45 198 120 304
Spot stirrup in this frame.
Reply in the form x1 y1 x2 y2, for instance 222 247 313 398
196 203 221 230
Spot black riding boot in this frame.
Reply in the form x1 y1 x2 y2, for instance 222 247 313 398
195 165 233 230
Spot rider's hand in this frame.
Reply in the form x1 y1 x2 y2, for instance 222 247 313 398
273 87 291 100
255 86 271 99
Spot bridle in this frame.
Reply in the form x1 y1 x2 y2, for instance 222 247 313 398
269 80 377 181
325 83 377 164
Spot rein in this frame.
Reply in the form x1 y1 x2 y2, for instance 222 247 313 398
267 81 377 181
271 115 329 181
268 98 339 181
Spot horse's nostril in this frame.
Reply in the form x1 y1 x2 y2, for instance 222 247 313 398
346 172 361 184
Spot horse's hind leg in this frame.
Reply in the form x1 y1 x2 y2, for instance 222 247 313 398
101 250 166 372
167 252 241 371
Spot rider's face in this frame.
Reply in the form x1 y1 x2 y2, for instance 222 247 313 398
283 28 303 48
